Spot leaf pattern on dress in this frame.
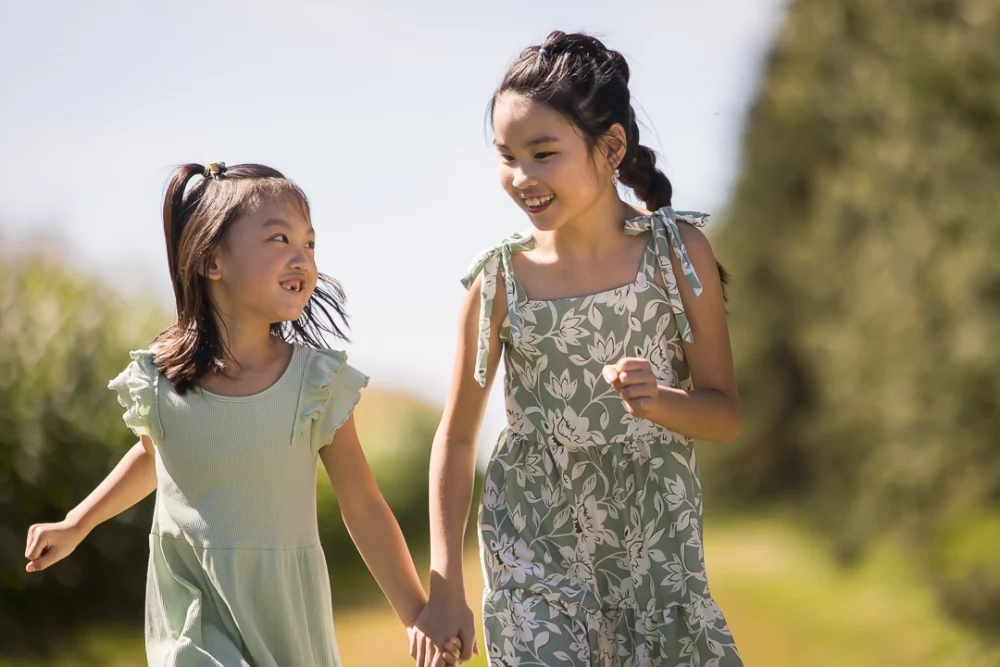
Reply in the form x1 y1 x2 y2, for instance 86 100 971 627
470 208 742 666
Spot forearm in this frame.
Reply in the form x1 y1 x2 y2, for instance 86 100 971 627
342 499 426 626
428 432 478 591
66 441 157 534
647 386 742 443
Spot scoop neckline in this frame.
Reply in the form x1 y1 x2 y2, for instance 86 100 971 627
197 344 301 403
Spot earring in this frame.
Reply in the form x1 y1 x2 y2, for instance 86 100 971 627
612 168 620 186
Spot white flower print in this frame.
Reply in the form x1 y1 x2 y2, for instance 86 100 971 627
483 478 507 511
471 209 741 666
544 407 606 448
558 543 596 589
491 534 539 586
554 309 590 352
594 283 638 315
577 495 611 553
544 369 579 402
587 331 622 365
505 393 536 437
624 509 668 585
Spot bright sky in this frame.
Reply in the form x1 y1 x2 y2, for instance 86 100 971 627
0 0 786 455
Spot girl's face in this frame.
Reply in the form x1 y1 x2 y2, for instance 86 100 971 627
493 92 615 232
207 195 318 326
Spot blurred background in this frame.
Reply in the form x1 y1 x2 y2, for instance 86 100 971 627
2 0 999 664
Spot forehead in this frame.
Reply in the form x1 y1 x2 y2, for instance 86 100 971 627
238 193 312 229
492 93 578 145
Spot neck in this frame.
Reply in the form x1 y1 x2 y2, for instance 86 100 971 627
213 309 281 369
541 188 642 257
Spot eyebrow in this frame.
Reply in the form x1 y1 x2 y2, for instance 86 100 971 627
494 135 562 148
262 218 315 234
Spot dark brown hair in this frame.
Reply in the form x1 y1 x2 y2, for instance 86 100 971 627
153 163 349 393
490 30 729 289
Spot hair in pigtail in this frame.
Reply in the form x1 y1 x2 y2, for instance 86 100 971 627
491 31 729 294
153 162 350 394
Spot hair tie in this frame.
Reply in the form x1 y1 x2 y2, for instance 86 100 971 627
203 162 226 179
539 47 549 57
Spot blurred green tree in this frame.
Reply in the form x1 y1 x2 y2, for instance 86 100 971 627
704 0 1000 636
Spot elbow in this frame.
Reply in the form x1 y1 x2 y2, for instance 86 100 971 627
717 404 743 444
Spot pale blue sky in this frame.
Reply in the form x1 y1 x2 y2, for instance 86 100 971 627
0 0 785 452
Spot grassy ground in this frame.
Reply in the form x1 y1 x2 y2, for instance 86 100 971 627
4 518 998 666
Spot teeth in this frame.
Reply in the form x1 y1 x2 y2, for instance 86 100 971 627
525 195 554 208
281 281 301 292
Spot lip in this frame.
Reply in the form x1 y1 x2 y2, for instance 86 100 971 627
522 194 555 215
279 277 306 293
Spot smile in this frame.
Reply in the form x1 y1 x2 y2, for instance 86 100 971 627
279 279 304 292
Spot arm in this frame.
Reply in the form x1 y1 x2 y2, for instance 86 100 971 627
26 436 157 572
320 415 461 667
319 414 427 626
605 224 742 443
418 272 507 663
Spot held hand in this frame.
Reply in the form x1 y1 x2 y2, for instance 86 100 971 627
409 588 479 667
407 625 462 667
25 519 86 573
603 357 660 419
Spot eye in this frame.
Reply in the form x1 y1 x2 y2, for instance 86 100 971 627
269 233 289 243
535 151 556 160
306 240 316 250
499 153 515 163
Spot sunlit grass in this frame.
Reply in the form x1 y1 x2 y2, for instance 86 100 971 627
4 518 997 666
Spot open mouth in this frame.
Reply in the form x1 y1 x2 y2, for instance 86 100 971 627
279 279 304 293
523 194 555 214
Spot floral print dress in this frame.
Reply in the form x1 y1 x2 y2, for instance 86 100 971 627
462 207 742 667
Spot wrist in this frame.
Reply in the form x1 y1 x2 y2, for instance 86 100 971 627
64 508 95 537
429 567 466 600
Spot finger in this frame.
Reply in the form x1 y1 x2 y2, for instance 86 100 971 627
617 370 654 386
415 633 426 667
616 357 651 371
27 549 57 573
473 638 480 656
422 637 435 667
445 638 461 660
621 384 656 400
25 524 39 555
409 628 418 659
601 365 620 385
458 629 474 661
25 531 48 561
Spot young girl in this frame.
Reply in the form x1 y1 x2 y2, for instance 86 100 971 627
416 32 744 666
24 163 460 667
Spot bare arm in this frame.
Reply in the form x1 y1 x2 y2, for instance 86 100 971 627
417 272 506 663
319 414 427 626
607 224 742 443
26 436 157 572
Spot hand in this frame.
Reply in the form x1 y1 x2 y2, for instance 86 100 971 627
25 519 86 573
409 588 479 667
603 357 661 419
407 626 461 667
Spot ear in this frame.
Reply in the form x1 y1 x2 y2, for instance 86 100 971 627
200 254 223 281
601 123 628 171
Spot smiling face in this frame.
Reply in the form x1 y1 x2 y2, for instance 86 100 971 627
493 92 617 232
206 195 318 326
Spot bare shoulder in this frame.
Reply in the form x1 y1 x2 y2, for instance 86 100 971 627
675 219 717 263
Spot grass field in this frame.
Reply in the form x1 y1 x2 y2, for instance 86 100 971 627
4 518 998 666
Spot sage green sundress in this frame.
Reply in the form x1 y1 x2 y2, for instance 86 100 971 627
108 344 368 667
463 207 742 667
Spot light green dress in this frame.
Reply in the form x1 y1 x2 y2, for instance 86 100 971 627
463 207 742 666
108 344 367 667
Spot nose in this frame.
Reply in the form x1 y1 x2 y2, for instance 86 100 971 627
289 247 310 272
511 165 539 191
